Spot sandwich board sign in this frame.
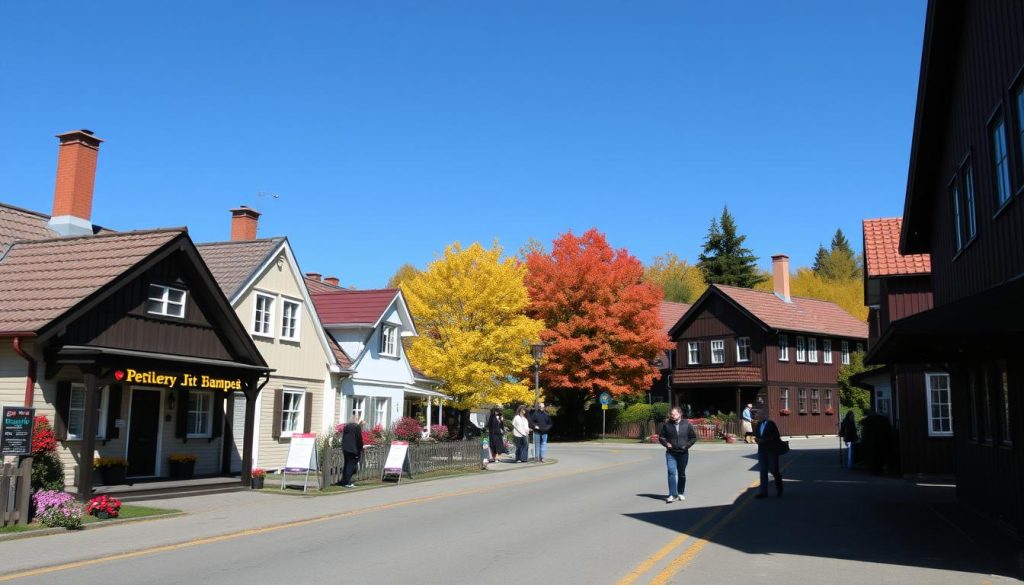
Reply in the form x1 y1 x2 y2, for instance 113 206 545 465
281 433 319 492
1 406 35 457
382 441 411 483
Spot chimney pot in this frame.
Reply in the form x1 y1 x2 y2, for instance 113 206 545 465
323 276 339 287
306 272 322 281
771 254 792 303
230 206 261 241
49 129 104 237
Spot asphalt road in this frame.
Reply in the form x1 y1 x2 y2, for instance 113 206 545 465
2 439 1020 584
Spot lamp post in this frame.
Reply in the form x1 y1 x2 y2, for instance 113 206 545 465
530 342 546 407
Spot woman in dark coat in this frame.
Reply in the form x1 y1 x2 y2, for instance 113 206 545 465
839 411 858 469
486 407 507 463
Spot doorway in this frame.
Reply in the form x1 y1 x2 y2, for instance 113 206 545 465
127 388 162 477
229 392 247 473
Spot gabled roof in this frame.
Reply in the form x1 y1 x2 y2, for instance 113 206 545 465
670 284 868 340
197 238 284 299
659 301 691 335
305 277 343 295
312 289 401 326
327 334 354 369
863 218 931 278
0 202 112 257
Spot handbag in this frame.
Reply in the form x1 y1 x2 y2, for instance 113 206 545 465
777 440 790 455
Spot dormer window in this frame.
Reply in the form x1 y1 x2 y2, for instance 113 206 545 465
380 324 399 357
147 284 186 318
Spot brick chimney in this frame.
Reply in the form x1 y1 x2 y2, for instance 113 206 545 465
230 206 261 241
305 272 322 281
323 276 339 287
772 254 792 303
49 130 103 237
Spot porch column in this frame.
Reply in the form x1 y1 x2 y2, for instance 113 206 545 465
736 388 741 422
426 397 433 431
78 367 100 502
438 402 443 427
241 377 259 486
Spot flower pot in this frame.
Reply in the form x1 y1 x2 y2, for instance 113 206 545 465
97 466 127 485
250 476 265 489
168 459 195 479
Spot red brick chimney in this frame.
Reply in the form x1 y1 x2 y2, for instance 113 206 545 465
305 272 322 282
230 206 261 241
49 130 103 237
772 254 792 303
323 276 339 287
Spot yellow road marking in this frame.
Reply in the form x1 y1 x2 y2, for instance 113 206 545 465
617 507 724 585
0 458 642 582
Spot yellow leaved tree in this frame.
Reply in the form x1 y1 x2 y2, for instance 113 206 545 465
400 241 545 410
755 267 868 321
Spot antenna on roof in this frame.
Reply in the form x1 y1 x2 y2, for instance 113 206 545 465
256 191 280 201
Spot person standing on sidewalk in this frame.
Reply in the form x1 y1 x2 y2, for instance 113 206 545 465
529 402 552 462
839 411 859 468
512 406 531 463
340 419 364 488
486 407 507 463
741 403 754 443
755 417 785 498
658 406 697 503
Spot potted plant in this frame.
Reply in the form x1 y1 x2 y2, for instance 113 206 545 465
168 453 197 479
250 468 266 489
779 408 791 416
824 407 835 416
93 457 128 485
86 494 122 520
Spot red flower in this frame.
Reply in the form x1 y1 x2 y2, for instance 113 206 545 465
32 416 58 454
87 495 122 518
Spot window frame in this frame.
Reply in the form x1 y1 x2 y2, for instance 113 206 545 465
950 177 963 253
780 388 790 411
252 292 276 338
374 397 389 428
687 341 700 365
824 388 833 411
280 388 305 437
797 388 808 413
997 361 1012 445
991 111 1013 211
841 341 851 365
186 390 215 439
823 339 833 364
925 372 953 437
710 339 725 364
962 159 978 242
146 283 187 319
778 334 789 361
736 337 751 363
796 336 806 363
380 324 399 357
280 297 302 342
807 337 818 363
811 388 821 413
67 383 109 441
349 396 366 423
1016 83 1024 189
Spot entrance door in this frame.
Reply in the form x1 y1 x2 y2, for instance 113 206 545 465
127 389 162 477
229 392 247 473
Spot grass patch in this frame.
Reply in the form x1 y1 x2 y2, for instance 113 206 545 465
0 524 31 533
117 505 179 519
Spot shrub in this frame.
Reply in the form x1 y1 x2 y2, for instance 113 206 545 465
31 416 64 492
40 501 82 529
651 402 671 421
251 468 267 478
31 416 57 454
86 495 121 519
429 424 449 441
620 403 653 424
392 417 423 442
32 490 74 516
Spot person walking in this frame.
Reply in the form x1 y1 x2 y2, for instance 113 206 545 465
755 417 785 498
741 403 754 443
486 407 507 463
340 419 364 488
512 406 531 463
839 411 859 469
529 402 552 462
658 406 698 503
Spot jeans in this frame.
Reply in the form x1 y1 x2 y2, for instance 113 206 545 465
533 432 548 460
845 441 855 468
665 451 689 497
515 436 529 462
758 449 782 495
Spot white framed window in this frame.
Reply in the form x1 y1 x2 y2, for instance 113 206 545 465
736 337 751 363
808 338 818 363
380 324 399 357
186 390 214 438
349 396 365 423
253 293 275 337
825 389 833 411
711 340 725 364
373 397 389 428
798 388 808 412
823 339 833 364
280 389 304 437
796 336 806 362
811 388 820 413
67 384 109 440
778 334 789 361
926 373 953 437
281 298 301 341
841 341 850 365
780 388 790 411
687 341 700 365
146 284 186 318
992 115 1011 206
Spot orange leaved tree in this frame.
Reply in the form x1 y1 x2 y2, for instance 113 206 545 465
525 229 671 437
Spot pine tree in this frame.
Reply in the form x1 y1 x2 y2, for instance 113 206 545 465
697 207 765 288
813 228 861 281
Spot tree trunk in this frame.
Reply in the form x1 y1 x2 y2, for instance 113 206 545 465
553 388 589 439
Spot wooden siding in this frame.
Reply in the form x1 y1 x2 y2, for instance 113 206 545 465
880 276 934 329
893 366 955 475
764 385 840 437
763 335 852 388
673 294 764 371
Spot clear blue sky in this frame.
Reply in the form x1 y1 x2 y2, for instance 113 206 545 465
0 1 926 289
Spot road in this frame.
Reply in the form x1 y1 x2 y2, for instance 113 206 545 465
1 439 1020 584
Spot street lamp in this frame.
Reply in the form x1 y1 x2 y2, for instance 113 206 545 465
530 342 546 407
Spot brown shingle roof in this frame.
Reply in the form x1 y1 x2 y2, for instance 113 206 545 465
863 218 931 278
672 366 763 385
327 335 353 369
0 229 183 333
659 301 691 335
713 285 868 339
0 203 112 256
312 289 399 326
197 238 284 298
304 276 346 294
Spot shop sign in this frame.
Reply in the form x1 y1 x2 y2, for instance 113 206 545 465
1 406 35 456
113 368 242 391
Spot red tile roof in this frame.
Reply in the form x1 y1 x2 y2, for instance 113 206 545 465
672 366 763 385
659 301 691 335
312 289 399 326
714 285 868 339
863 218 931 277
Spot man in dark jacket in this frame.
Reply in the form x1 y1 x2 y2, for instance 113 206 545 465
755 417 785 498
340 419 364 488
529 402 553 463
658 407 698 503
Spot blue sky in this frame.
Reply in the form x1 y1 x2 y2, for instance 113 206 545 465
0 1 926 289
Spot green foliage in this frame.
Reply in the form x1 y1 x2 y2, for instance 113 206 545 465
619 403 654 424
812 228 861 281
644 253 707 303
31 453 65 492
697 206 765 288
651 402 671 421
838 352 875 412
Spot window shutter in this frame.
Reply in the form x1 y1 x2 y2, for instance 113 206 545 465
303 392 314 433
176 390 188 440
106 385 123 440
211 392 226 440
271 388 283 439
54 381 71 441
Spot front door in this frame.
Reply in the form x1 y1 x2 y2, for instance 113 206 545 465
127 389 162 477
229 392 246 473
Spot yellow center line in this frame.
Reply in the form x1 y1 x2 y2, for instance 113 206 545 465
0 458 643 582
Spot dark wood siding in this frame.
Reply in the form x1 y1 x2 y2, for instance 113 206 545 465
880 276 934 327
893 366 955 475
766 385 840 437
673 295 764 371
764 335 850 387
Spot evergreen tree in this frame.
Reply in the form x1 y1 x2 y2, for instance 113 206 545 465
697 207 765 288
812 244 829 274
813 228 861 281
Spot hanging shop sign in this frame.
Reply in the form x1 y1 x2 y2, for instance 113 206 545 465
113 368 242 391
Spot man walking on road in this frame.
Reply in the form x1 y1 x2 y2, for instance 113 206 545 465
340 419 364 488
658 406 697 503
755 417 785 498
530 402 552 462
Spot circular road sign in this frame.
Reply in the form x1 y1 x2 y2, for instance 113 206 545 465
598 391 611 405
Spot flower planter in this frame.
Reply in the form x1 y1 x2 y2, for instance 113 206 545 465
97 466 127 485
168 459 195 479
250 476 265 489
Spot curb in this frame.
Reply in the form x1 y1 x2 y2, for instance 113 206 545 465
0 511 186 543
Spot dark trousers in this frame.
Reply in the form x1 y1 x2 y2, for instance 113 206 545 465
758 449 782 495
515 436 529 462
342 451 359 485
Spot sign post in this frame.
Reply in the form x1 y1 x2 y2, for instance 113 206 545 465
1 406 35 457
382 441 410 483
598 392 611 441
280 433 319 492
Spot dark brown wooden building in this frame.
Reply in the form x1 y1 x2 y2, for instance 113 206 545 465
648 301 691 404
668 255 868 436
867 0 1024 536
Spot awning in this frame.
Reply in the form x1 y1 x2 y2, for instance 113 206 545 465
56 345 273 373
403 385 452 400
866 276 1024 365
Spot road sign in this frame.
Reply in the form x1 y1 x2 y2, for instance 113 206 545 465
601 404 608 410
1 406 35 456
598 391 611 405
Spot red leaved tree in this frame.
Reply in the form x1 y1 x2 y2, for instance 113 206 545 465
525 229 670 437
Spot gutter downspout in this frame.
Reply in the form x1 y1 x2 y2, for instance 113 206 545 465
12 336 36 407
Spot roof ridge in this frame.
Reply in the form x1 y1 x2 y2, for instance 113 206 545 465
0 202 52 220
196 237 284 247
8 227 185 247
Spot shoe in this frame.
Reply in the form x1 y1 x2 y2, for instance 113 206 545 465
678 495 685 501
666 496 676 503
754 493 768 499
343 484 356 488
539 458 544 463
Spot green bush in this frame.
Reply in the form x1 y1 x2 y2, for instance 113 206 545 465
31 452 65 492
651 402 671 421
619 404 653 424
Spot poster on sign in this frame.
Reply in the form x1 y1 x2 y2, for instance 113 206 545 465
281 433 319 492
1 406 35 457
382 441 410 483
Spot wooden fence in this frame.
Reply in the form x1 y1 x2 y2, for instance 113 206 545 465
1 457 32 527
609 420 740 441
322 440 482 487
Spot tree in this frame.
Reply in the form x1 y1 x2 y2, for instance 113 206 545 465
401 241 544 413
525 229 671 437
643 253 707 303
697 207 765 288
387 263 421 289
813 228 861 281
838 351 876 418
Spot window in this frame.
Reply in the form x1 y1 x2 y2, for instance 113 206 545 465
281 299 301 341
811 389 820 413
780 388 790 411
823 339 833 364
796 336 806 362
841 341 851 365
736 337 751 362
997 362 1012 444
146 284 186 318
778 334 789 361
349 396 365 422
67 384 108 440
374 397 389 428
380 324 399 357
798 388 807 413
711 340 725 364
951 180 963 252
253 293 275 337
1018 86 1024 177
824 389 833 411
963 163 977 240
926 373 953 436
807 338 818 363
280 389 304 436
856 343 864 353
186 390 213 438
992 116 1012 207
687 342 700 365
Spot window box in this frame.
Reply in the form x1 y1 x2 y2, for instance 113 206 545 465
779 408 791 416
